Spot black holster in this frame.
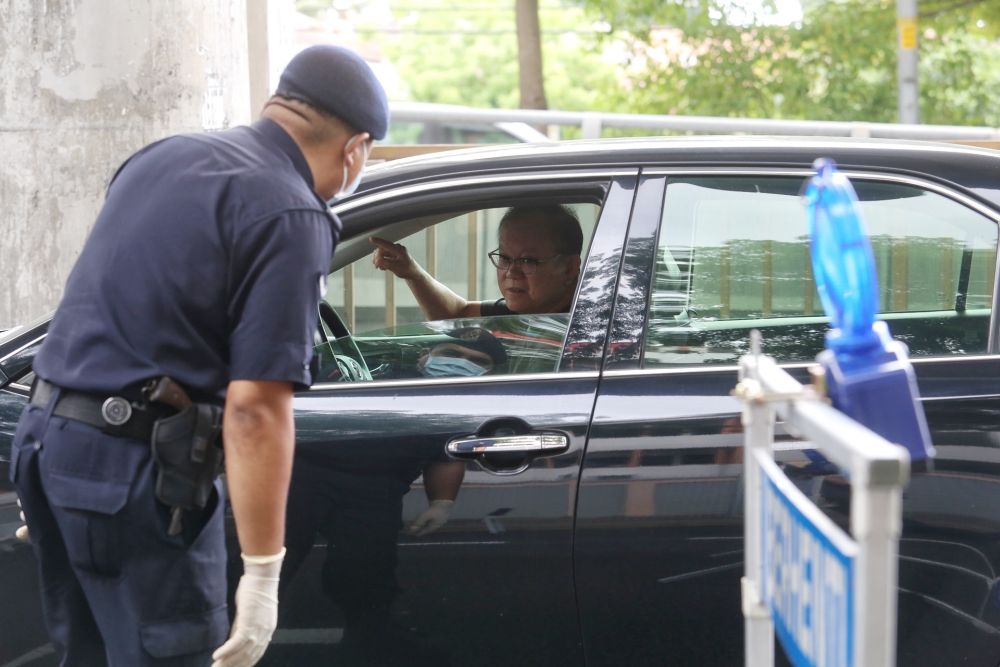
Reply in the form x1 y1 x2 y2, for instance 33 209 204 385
150 403 223 533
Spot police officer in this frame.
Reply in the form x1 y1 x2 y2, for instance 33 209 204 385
10 45 387 666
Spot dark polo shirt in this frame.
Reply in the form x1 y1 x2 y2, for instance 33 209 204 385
35 119 339 398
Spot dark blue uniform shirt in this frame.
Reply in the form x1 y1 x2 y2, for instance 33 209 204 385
34 119 338 398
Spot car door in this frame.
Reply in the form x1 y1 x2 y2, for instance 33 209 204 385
575 167 1000 666
258 170 638 666
0 319 53 667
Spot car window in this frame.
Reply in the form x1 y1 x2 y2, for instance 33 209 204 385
1 339 42 389
644 176 997 366
318 203 600 382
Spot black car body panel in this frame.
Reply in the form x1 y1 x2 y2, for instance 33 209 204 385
3 137 1000 666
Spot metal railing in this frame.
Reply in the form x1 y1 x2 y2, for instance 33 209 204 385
389 101 1000 144
736 336 910 667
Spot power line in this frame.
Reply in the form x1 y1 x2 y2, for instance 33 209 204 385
389 4 577 10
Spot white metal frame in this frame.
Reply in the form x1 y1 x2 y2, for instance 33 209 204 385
390 102 1000 142
736 332 910 667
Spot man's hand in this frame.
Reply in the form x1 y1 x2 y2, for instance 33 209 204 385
211 549 285 667
15 497 28 542
406 499 454 537
370 236 419 280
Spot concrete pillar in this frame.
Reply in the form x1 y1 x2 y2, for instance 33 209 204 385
0 0 251 329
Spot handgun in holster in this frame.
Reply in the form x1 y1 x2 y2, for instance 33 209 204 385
145 377 224 537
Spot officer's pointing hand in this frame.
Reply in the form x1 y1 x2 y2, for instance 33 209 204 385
211 549 285 667
15 497 29 542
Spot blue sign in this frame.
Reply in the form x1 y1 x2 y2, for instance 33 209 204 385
760 459 856 667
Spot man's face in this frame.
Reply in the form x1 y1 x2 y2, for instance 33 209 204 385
495 219 578 314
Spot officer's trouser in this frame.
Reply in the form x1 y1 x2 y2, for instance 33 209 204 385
282 463 404 611
10 395 229 666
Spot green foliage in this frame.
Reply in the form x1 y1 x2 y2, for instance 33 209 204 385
921 29 1000 126
296 0 335 19
578 0 1000 125
353 1 621 113
298 0 999 127
921 0 1000 39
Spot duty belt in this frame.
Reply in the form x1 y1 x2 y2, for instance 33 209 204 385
30 379 167 441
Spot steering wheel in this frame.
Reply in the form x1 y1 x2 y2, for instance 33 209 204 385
318 302 372 382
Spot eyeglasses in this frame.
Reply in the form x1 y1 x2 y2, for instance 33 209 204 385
487 250 563 275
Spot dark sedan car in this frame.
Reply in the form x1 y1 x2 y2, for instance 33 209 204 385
3 136 1000 666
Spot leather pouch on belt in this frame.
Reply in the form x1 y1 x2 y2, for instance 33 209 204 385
150 403 223 512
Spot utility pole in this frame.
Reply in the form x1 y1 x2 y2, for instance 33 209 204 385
896 0 919 123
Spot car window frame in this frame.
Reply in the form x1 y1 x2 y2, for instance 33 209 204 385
310 168 641 390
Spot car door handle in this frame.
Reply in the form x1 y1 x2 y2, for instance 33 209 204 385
447 433 569 457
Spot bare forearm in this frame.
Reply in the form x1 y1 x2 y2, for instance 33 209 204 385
406 266 479 320
223 380 295 556
371 236 480 319
423 461 465 501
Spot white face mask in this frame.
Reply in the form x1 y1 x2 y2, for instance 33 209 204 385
333 137 369 200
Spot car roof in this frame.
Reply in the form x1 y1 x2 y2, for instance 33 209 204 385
356 136 1000 210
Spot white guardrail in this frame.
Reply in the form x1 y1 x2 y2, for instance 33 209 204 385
734 332 910 667
390 102 1000 142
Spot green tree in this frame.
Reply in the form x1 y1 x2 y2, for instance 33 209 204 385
349 2 620 112
297 0 998 128
576 0 1000 125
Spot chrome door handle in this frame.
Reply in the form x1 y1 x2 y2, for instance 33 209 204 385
447 433 568 457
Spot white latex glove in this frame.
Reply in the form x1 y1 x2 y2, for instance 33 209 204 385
15 497 28 542
211 548 285 667
406 499 454 537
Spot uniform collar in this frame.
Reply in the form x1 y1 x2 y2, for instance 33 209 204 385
252 118 315 191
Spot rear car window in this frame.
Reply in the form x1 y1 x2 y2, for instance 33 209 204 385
644 176 997 366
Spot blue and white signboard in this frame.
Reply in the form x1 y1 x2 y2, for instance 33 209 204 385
738 160 911 667
758 455 858 667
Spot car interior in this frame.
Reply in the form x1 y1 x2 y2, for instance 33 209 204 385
314 198 601 383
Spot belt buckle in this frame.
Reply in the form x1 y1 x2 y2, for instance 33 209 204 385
101 396 133 426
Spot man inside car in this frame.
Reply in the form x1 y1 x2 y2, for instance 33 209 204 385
370 204 583 318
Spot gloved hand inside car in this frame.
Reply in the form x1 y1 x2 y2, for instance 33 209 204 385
406 499 454 537
15 497 28 542
211 548 285 667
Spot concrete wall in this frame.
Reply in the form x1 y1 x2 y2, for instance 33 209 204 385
0 0 252 329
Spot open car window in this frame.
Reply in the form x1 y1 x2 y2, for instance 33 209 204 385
317 202 600 383
644 176 998 366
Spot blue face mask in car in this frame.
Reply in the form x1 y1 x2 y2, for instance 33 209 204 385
419 356 489 377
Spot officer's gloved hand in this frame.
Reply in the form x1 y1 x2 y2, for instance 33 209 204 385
406 499 454 537
211 548 285 667
15 497 29 542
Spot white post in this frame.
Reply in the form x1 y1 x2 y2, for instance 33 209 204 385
896 0 919 123
246 0 271 117
742 333 775 666
853 477 904 666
